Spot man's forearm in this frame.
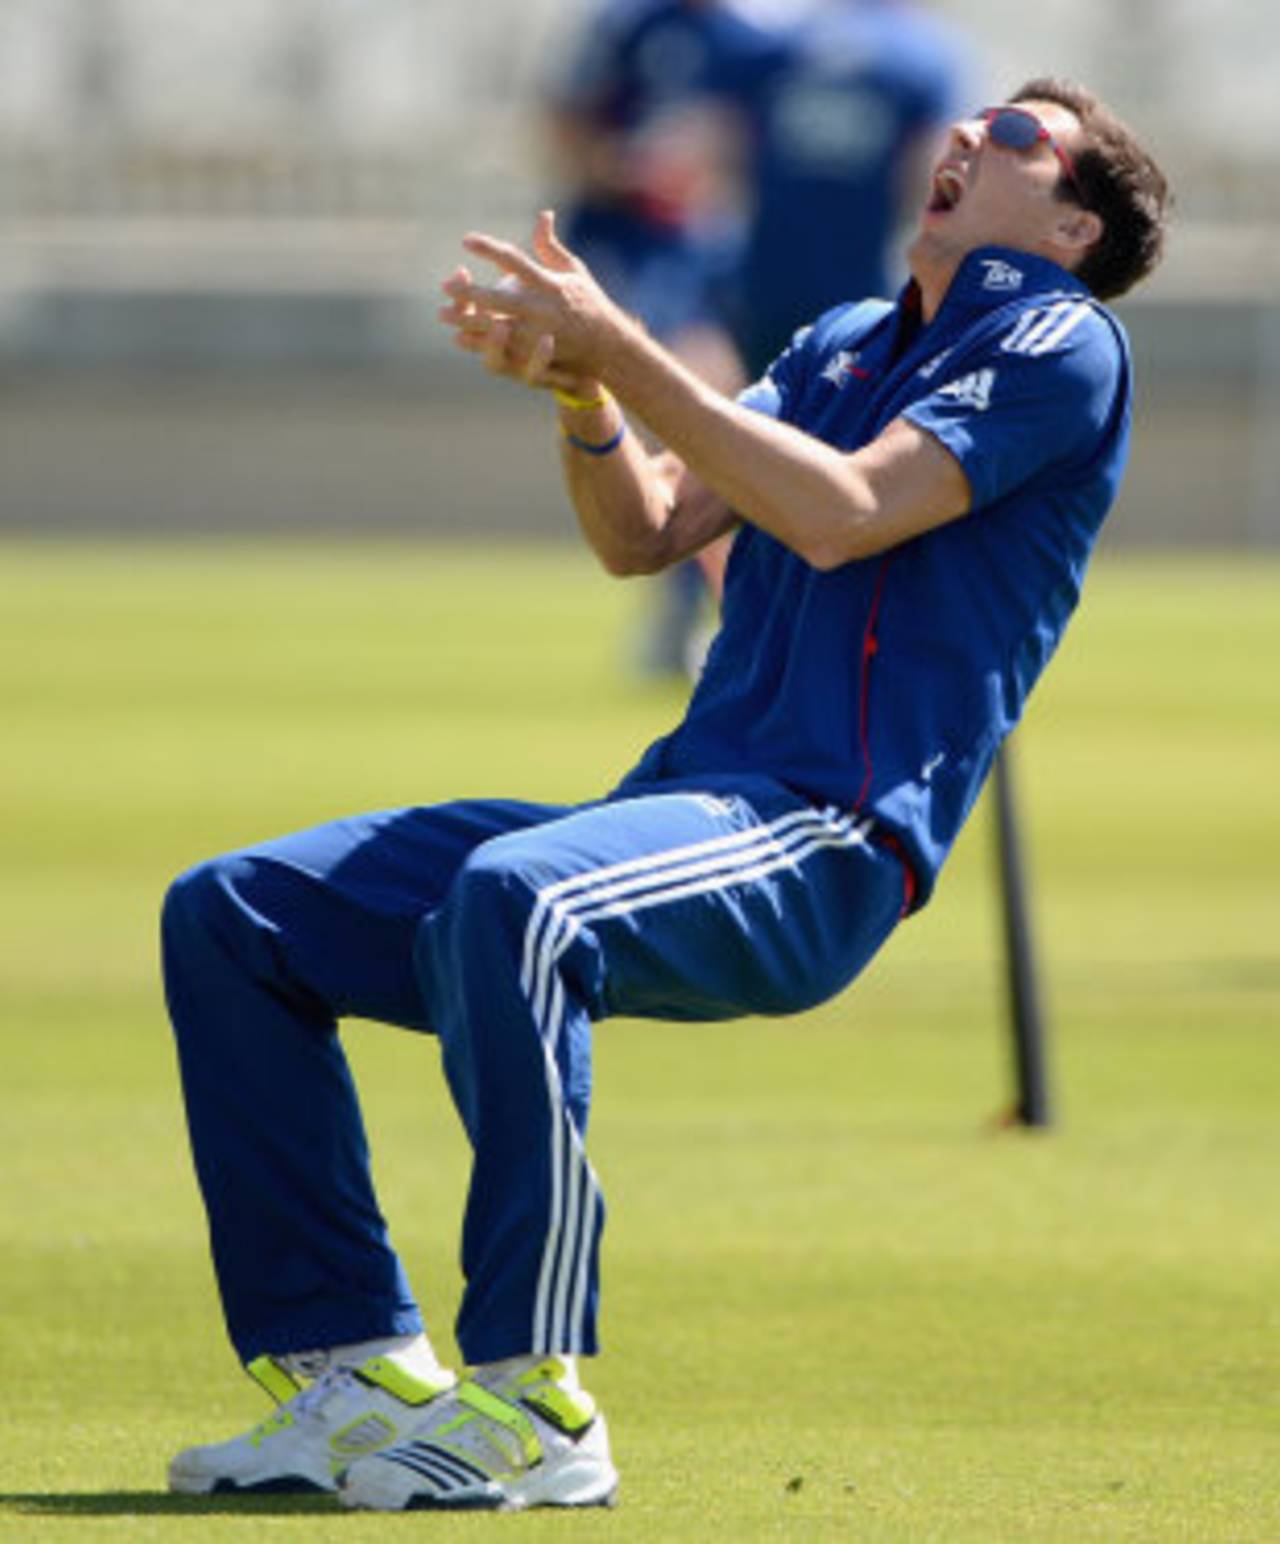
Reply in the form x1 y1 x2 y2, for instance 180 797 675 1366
554 393 676 575
594 314 887 570
449 216 968 567
451 223 880 568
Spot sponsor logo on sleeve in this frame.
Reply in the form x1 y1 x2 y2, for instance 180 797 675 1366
934 368 996 412
820 349 872 386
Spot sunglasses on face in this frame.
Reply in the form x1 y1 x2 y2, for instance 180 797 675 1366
978 106 1086 203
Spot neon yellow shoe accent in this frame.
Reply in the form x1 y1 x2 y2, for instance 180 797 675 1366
452 1381 542 1467
247 1407 295 1448
511 1358 598 1436
328 1410 400 1467
245 1355 303 1406
519 1381 597 1435
337 1365 619 1511
169 1360 458 1496
356 1355 454 1407
514 1357 568 1385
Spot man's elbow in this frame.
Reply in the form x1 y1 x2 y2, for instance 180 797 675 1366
596 550 645 579
800 534 851 572
797 521 883 571
594 539 668 579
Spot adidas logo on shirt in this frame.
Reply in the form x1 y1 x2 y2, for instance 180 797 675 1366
935 368 996 412
1000 300 1093 356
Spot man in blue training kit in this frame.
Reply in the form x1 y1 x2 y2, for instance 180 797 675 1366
163 79 1169 1511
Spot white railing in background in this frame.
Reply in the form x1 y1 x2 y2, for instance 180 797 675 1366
0 0 1275 262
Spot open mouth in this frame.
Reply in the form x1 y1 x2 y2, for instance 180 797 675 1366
926 166 966 215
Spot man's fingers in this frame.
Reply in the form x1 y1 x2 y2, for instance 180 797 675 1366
450 314 574 392
458 281 544 321
438 296 475 326
444 240 581 390
439 264 481 329
482 316 513 374
462 232 548 290
447 319 491 353
532 209 578 273
448 308 520 351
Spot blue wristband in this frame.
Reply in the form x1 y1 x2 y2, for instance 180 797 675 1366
561 422 627 457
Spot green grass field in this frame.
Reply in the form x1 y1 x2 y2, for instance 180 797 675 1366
1 541 1277 1541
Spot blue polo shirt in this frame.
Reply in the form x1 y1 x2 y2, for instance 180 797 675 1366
617 246 1133 908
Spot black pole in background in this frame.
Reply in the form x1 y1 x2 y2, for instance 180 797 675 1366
991 742 1053 1128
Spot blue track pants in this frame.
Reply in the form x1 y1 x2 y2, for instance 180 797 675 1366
161 776 908 1365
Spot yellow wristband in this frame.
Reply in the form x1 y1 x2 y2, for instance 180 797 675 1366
553 386 612 412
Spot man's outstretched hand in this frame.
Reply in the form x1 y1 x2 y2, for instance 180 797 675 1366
439 210 624 397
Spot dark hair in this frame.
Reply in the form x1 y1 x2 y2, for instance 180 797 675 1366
1010 77 1171 301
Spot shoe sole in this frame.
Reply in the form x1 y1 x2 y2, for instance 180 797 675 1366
169 1470 333 1496
403 1483 619 1513
211 1477 333 1495
342 1456 620 1513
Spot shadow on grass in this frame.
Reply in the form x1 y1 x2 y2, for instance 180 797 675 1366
0 1492 338 1517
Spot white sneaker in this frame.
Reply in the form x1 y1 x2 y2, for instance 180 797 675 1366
168 1352 456 1494
339 1356 619 1512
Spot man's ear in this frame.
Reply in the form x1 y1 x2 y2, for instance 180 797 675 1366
1056 205 1104 256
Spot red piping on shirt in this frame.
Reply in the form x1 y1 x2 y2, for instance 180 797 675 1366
854 555 892 811
853 557 919 916
874 829 919 917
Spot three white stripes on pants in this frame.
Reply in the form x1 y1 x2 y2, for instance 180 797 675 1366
521 802 873 1353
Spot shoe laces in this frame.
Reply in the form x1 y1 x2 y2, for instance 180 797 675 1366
251 1365 357 1444
283 1349 333 1381
291 1365 359 1420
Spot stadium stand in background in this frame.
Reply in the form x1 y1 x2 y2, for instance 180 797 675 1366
0 0 563 326
0 0 1277 541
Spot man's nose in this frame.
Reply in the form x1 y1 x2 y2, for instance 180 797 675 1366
948 117 984 154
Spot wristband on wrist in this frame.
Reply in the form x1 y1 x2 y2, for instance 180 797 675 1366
560 420 627 457
553 386 612 412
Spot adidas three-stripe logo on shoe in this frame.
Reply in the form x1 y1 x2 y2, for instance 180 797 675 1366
167 1352 455 1495
339 1356 619 1512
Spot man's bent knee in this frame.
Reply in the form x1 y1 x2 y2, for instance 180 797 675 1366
163 857 229 940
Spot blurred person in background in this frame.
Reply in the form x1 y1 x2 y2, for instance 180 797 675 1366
543 0 774 674
544 0 764 394
730 0 976 375
162 79 1168 1513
